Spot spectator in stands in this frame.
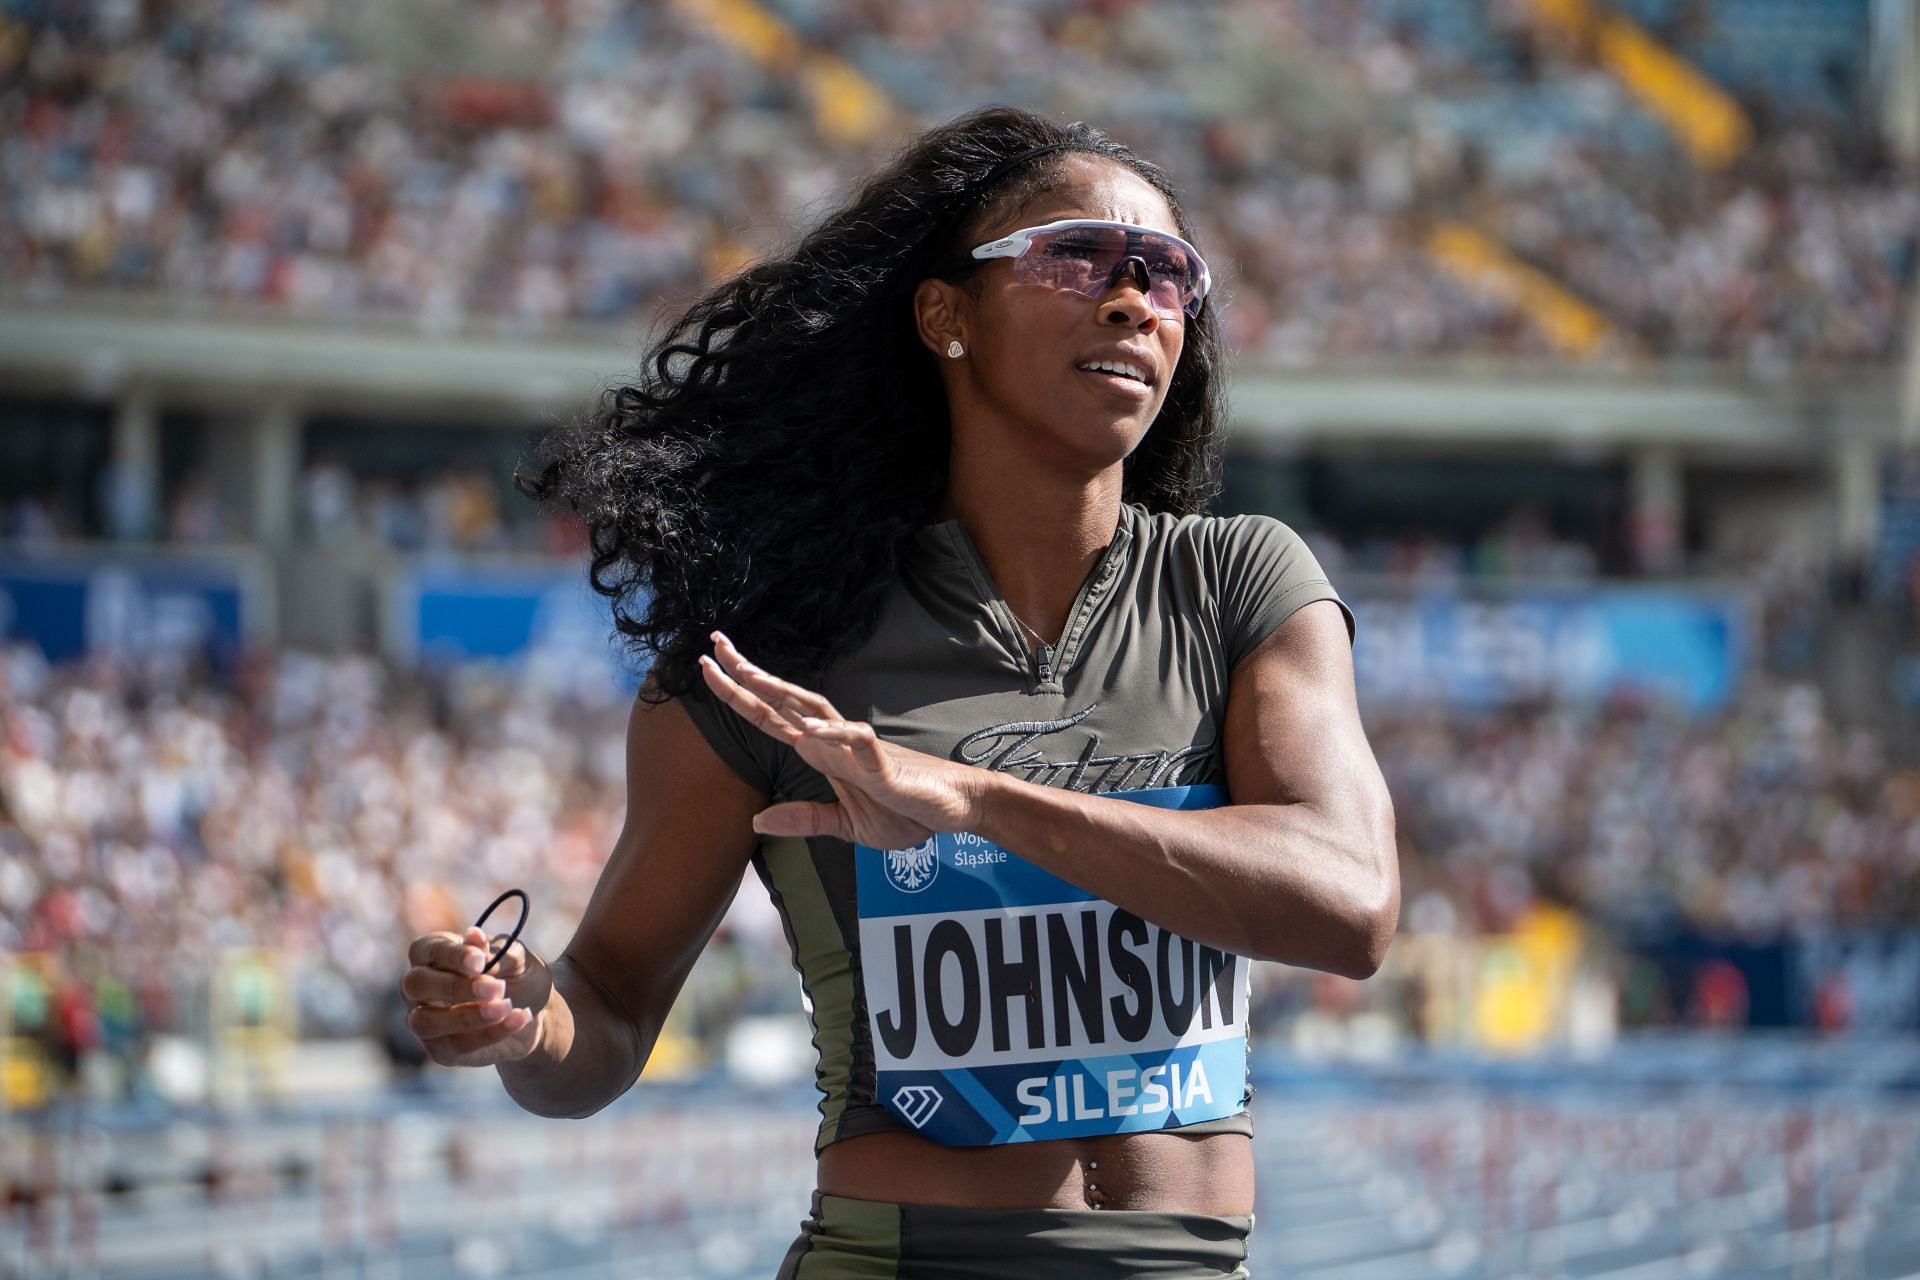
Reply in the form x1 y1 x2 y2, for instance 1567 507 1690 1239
4 630 1918 1102
1 0 1910 369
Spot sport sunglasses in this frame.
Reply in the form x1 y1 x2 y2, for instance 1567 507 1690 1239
969 218 1212 320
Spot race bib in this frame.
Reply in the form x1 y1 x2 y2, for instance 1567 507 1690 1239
855 783 1249 1146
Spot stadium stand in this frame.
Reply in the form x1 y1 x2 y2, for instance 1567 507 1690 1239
2 5 1918 1275
1 0 1912 366
1 634 1913 1106
3 1059 1917 1277
1609 0 1874 119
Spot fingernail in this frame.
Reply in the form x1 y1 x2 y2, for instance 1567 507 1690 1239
483 999 511 1018
474 978 505 999
801 716 826 730
463 951 484 973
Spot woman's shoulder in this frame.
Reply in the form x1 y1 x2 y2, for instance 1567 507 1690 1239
1123 502 1315 563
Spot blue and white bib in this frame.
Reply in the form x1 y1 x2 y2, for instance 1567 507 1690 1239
854 783 1250 1146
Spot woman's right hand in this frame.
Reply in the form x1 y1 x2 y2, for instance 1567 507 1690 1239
402 925 549 1067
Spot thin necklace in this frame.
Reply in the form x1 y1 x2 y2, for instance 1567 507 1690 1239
1006 604 1057 683
998 606 1059 687
1005 604 1054 652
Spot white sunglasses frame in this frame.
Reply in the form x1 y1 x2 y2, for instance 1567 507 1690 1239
969 218 1213 318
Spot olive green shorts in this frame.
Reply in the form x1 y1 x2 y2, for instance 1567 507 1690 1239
775 1191 1254 1279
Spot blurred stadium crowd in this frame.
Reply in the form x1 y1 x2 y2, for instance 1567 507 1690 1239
8 456 1620 568
2 0 1914 372
5 457 585 553
2 634 1911 1099
3 0 1918 1115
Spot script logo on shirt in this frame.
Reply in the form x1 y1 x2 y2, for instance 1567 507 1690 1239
952 703 1216 793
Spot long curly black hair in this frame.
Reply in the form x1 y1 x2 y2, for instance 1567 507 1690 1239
521 105 1228 701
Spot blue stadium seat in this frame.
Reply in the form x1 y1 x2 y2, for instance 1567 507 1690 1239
1688 0 1870 116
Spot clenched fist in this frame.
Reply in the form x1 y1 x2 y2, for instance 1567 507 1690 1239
401 926 550 1068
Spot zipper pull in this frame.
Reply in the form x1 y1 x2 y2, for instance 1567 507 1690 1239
1035 642 1053 684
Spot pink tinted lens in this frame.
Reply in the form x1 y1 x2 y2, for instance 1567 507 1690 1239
1015 226 1197 317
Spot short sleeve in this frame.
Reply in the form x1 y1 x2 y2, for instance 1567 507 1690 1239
1215 514 1355 670
678 679 785 799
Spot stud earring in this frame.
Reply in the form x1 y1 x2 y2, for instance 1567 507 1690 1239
946 340 964 358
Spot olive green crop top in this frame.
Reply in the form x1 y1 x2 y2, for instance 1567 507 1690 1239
681 502 1353 1151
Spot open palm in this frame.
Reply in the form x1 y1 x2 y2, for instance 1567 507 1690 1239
698 631 990 849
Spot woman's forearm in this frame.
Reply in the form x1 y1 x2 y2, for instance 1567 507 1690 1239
972 773 1398 976
496 954 649 1119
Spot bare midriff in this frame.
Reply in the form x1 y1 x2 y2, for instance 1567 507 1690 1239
816 1128 1254 1214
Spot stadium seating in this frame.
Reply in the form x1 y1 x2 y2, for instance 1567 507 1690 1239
1611 0 1872 117
0 0 1910 367
4 1058 1916 1278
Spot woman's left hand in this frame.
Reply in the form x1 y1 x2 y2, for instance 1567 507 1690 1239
698 631 992 849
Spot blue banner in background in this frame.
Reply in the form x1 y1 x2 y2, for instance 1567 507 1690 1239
1623 929 1920 1031
389 570 1746 712
0 553 261 666
390 561 641 697
1792 932 1920 1033
1347 585 1748 712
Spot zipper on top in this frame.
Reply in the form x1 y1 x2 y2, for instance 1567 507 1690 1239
952 518 1131 692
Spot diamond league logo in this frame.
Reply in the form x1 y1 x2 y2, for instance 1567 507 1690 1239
883 836 939 893
892 1084 943 1129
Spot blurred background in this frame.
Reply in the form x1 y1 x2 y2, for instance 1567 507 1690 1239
3 0 1920 1276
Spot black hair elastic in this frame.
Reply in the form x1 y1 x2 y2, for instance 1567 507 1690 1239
472 888 529 976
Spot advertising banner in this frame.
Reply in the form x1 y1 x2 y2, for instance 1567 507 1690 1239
1627 929 1920 1031
386 560 638 696
1791 932 1920 1032
1347 584 1749 712
383 568 1749 713
0 549 266 667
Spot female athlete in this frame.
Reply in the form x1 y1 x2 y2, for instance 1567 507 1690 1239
401 105 1399 1277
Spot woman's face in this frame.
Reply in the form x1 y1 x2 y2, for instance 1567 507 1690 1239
926 155 1190 475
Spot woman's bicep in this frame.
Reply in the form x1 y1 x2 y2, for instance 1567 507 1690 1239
561 689 765 1039
1223 598 1393 841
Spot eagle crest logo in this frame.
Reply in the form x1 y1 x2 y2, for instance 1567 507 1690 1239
883 837 939 893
